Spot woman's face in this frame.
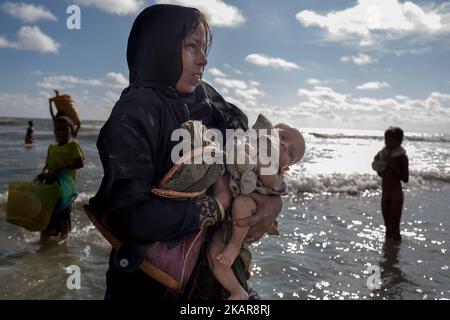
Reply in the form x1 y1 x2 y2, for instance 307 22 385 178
176 23 208 94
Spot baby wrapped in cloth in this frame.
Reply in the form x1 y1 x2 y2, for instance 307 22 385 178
154 115 282 280
226 114 287 236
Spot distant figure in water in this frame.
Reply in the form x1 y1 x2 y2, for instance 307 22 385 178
372 127 409 242
24 120 34 145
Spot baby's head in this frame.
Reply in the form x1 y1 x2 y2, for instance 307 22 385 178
274 123 305 173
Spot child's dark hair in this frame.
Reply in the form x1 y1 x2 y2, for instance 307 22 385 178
384 126 404 143
28 120 33 126
54 115 75 133
183 9 212 56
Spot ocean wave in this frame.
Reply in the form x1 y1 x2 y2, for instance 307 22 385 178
0 119 18 125
308 132 450 143
0 172 448 210
285 171 450 195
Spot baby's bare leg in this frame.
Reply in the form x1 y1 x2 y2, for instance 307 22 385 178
208 228 249 300
217 195 257 267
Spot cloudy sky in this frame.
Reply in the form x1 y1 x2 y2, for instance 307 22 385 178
1 0 450 133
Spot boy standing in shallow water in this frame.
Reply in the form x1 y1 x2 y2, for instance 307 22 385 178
372 127 409 242
24 120 34 144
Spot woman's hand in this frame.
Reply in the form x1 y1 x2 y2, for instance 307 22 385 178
233 193 282 242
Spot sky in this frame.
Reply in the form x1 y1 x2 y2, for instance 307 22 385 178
0 0 450 133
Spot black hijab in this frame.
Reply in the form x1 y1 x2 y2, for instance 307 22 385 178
127 4 200 88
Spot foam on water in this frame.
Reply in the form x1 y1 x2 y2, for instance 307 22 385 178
1 118 449 300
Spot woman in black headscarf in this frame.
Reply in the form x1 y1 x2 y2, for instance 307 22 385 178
89 4 282 300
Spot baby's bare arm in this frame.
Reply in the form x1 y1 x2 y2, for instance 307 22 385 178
256 161 279 188
213 175 232 211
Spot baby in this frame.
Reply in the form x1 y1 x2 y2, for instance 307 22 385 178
210 114 306 300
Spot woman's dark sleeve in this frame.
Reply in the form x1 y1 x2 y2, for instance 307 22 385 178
106 179 203 242
95 90 219 243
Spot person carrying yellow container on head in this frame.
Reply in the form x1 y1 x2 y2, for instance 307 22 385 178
7 115 84 242
49 90 81 137
35 115 85 243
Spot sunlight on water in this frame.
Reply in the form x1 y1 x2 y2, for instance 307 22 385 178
1 119 449 300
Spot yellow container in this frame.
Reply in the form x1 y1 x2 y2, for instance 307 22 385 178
6 181 60 232
51 92 81 127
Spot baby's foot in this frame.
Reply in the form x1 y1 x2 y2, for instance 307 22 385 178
216 242 240 267
228 288 249 300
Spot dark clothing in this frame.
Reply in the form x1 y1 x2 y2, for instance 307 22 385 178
90 4 249 300
104 249 167 300
90 86 202 242
25 127 33 144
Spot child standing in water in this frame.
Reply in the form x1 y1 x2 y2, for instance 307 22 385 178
210 115 306 300
372 127 409 242
24 120 34 145
37 116 84 243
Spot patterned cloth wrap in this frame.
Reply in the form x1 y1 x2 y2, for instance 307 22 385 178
151 120 225 199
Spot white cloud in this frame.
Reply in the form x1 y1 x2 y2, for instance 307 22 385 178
305 78 322 85
0 36 11 48
245 53 301 70
305 78 347 86
430 91 450 101
211 72 266 109
356 81 390 90
208 67 227 78
1 2 57 23
340 53 375 65
219 87 229 95
75 0 145 15
0 89 121 120
37 72 128 90
102 72 129 88
0 92 49 117
214 78 248 90
291 85 450 132
0 26 60 54
102 90 121 106
31 70 43 76
296 0 450 49
156 0 245 27
235 87 265 102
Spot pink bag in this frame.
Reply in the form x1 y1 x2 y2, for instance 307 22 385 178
84 205 205 293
